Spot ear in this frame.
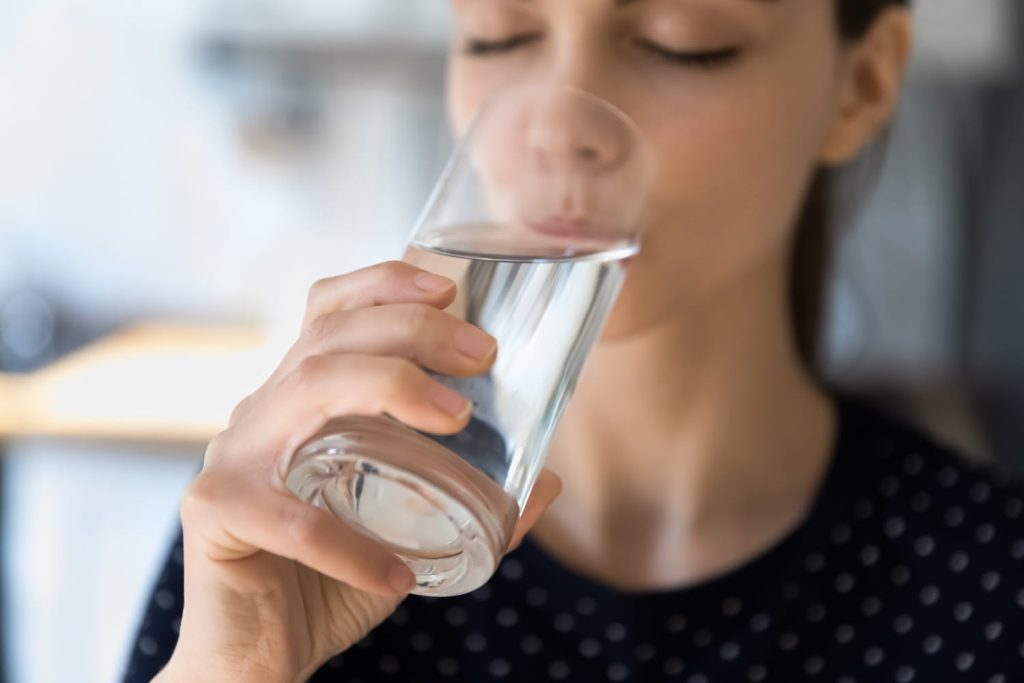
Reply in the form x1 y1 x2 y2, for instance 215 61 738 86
818 8 914 166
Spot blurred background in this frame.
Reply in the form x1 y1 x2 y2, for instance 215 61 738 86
0 0 1021 681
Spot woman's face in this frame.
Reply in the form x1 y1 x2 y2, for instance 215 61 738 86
447 0 859 338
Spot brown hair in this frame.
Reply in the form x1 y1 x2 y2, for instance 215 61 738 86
791 0 911 368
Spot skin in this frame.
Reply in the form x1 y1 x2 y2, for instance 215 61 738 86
160 1 911 680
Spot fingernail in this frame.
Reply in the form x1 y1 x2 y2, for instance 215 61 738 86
389 562 414 593
454 326 497 361
432 385 472 419
415 272 455 293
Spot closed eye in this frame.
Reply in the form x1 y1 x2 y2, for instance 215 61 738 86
638 40 741 69
463 33 542 56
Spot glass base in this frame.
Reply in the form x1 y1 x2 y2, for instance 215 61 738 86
286 416 517 597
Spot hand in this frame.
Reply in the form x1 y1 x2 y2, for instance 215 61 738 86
159 261 562 682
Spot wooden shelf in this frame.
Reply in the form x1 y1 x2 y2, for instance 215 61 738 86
0 323 273 445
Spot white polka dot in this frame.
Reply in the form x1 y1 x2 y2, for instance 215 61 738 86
379 655 400 674
985 621 1004 641
949 552 970 573
411 632 432 652
496 607 519 627
521 635 543 655
437 657 459 676
854 499 875 519
883 517 909 542
893 615 914 635
990 675 1006 683
976 523 996 544
170 618 180 635
606 623 627 642
693 629 713 647
835 624 855 644
879 476 900 497
155 589 174 610
956 652 975 671
750 613 771 632
722 597 743 616
1017 588 1024 607
687 674 708 683
804 553 825 573
835 573 855 593
804 656 824 674
662 657 684 675
861 597 882 617
914 536 935 557
832 524 852 544
903 452 923 475
526 587 548 607
896 665 915 682
911 492 931 513
920 585 940 606
139 637 158 657
500 558 523 580
635 643 655 662
837 677 856 683
575 596 597 616
553 613 575 632
938 466 959 488
666 613 687 633
970 482 991 503
720 642 740 660
579 638 601 658
864 647 884 666
1005 499 1022 519
922 635 942 655
982 571 1001 591
607 663 629 681
445 606 467 627
466 633 487 653
860 545 880 566
807 603 827 623
779 632 799 651
548 660 570 680
489 658 511 678
891 566 911 586
945 507 965 528
747 664 767 682
953 602 973 622
1014 540 1024 559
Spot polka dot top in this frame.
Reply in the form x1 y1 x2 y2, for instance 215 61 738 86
124 395 1024 682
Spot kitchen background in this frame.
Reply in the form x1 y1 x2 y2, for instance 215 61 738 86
1 1 1022 681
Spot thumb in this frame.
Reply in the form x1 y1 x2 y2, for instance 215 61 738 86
506 468 562 552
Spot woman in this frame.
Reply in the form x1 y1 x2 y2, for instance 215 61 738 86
127 1 1024 681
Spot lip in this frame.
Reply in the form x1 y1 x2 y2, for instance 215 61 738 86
527 216 595 238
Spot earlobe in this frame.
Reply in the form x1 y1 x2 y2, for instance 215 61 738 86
816 8 914 167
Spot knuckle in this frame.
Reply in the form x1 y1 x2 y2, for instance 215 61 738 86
305 277 333 311
179 476 216 524
378 259 409 280
402 303 435 335
288 354 328 392
302 313 333 350
283 503 324 546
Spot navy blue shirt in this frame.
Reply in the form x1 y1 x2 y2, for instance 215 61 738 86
125 396 1024 682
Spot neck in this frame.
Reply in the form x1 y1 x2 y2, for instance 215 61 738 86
531 256 837 589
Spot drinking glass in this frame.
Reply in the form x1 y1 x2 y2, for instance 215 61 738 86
286 84 653 596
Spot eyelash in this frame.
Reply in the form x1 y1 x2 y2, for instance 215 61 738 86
637 41 741 70
463 35 740 71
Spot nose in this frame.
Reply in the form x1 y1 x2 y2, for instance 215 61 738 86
524 88 629 175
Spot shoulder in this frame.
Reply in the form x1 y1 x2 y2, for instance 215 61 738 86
824 394 1024 638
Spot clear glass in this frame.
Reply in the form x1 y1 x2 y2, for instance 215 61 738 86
286 85 653 596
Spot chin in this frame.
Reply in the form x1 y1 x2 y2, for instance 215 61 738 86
596 273 671 343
